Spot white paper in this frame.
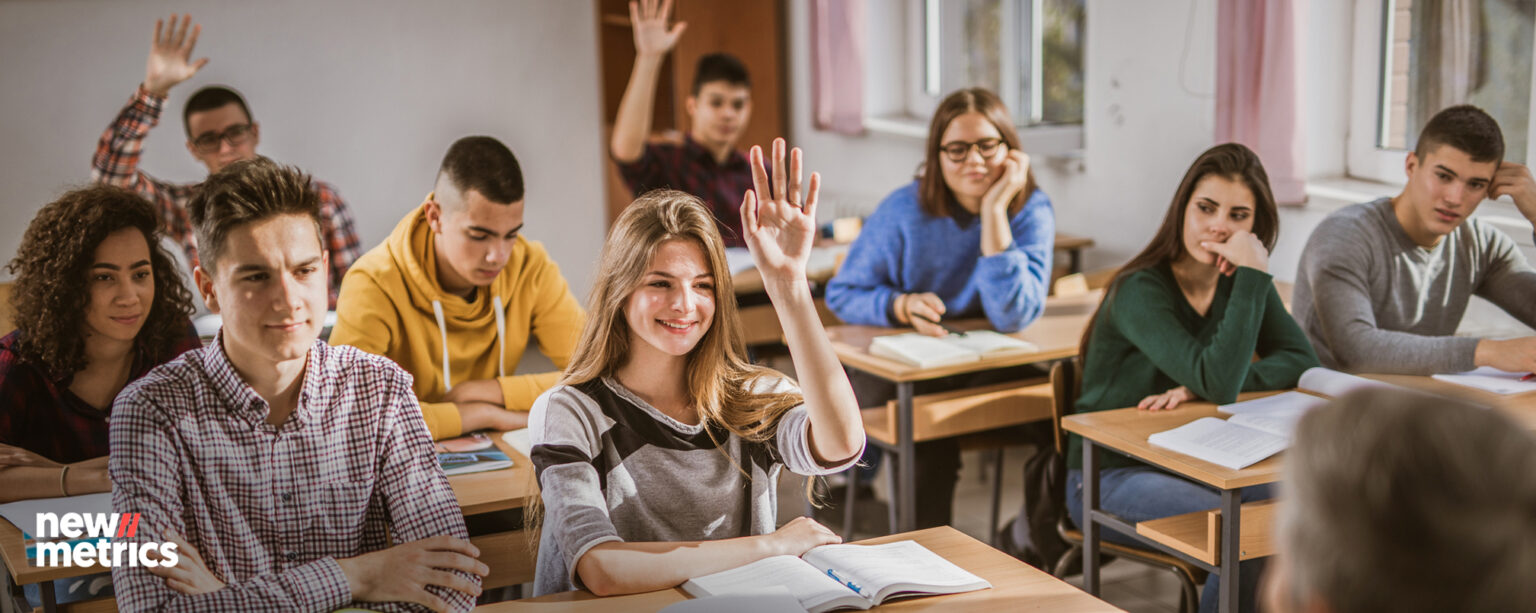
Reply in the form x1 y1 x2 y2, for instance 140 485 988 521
683 555 858 612
1218 391 1327 416
662 588 805 613
0 492 113 536
1432 366 1536 396
1148 417 1288 470
947 330 1039 356
1297 367 1400 398
869 334 979 369
802 540 990 601
502 428 533 457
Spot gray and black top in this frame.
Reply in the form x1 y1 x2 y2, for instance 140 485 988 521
528 376 859 595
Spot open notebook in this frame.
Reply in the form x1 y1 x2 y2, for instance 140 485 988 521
681 540 990 612
868 331 1038 369
1432 366 1536 395
1147 368 1404 470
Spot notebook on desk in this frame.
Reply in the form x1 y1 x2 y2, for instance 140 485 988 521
1148 368 1407 470
868 331 1038 369
682 540 990 612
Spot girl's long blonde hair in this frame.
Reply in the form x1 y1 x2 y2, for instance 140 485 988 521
562 189 803 439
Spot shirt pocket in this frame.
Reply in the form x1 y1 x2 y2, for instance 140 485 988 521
305 480 378 538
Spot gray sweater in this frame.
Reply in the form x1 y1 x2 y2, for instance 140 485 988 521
528 376 858 596
1292 198 1536 374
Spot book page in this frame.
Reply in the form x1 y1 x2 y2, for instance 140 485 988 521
802 540 990 603
869 333 979 368
1147 417 1288 470
1298 367 1400 398
1218 391 1327 416
948 330 1039 356
1227 412 1301 439
682 555 866 612
1432 367 1536 396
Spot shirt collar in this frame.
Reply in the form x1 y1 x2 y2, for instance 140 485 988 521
204 330 327 428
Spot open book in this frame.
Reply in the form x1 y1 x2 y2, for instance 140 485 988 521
869 331 1038 369
1432 366 1536 395
681 540 990 612
1147 368 1404 470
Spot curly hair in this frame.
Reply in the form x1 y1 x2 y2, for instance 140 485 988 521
6 185 196 381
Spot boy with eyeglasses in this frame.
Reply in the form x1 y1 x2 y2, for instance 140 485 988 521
91 13 360 307
610 0 755 246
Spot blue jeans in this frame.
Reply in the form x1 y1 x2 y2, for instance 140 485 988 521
1066 467 1271 613
23 572 112 608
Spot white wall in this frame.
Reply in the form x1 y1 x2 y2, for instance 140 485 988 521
0 0 606 303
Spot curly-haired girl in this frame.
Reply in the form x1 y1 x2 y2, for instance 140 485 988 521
0 184 200 502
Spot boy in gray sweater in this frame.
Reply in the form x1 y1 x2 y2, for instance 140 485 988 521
1294 105 1536 375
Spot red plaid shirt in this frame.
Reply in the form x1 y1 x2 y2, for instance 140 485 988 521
0 324 200 464
614 134 752 248
92 87 361 307
108 338 476 612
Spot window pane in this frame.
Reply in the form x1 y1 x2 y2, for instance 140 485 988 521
1379 0 1533 162
1038 0 1086 124
961 0 1004 94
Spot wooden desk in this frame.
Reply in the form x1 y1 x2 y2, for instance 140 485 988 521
1061 392 1285 613
449 432 539 516
731 255 844 347
475 526 1122 612
1055 233 1095 275
1062 378 1536 613
829 291 1100 532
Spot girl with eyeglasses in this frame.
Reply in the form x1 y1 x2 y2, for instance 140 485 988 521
825 88 1055 532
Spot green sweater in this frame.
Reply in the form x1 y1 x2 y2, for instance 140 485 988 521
1068 263 1319 470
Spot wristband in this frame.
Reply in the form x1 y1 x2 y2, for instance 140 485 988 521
60 465 71 497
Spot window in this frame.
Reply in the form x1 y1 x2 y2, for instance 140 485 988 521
873 0 1084 151
1349 0 1536 183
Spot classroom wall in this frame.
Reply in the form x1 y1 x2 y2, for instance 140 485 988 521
0 0 607 305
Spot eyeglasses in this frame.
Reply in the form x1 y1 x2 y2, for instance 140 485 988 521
939 138 1005 162
191 124 254 154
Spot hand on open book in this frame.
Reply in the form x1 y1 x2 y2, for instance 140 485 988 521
741 138 819 290
766 516 842 557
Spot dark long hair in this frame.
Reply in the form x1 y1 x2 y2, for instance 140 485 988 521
1077 143 1280 357
917 88 1037 219
6 185 196 381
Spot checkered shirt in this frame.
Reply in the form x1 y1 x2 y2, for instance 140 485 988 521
108 337 476 612
92 87 362 307
613 133 753 248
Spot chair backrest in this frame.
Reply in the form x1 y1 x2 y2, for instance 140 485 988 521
1048 356 1083 456
0 281 13 335
1051 266 1120 297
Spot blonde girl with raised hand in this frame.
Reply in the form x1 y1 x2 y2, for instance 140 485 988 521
529 139 865 596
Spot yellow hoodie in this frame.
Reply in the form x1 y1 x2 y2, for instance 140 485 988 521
330 203 585 439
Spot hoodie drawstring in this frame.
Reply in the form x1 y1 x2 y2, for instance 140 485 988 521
433 300 451 392
493 295 506 378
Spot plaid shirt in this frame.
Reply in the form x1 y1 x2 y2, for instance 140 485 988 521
92 87 362 307
0 325 200 464
614 134 752 248
109 338 476 612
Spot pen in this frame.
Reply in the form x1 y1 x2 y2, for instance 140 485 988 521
825 568 863 596
912 314 965 336
1521 373 1535 382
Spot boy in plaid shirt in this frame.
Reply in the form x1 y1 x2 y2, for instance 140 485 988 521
109 158 484 612
92 13 360 307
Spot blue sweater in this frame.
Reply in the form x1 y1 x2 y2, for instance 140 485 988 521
826 181 1055 332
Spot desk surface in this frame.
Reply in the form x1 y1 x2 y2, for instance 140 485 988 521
1061 374 1536 491
450 431 539 516
478 526 1122 612
828 291 1101 382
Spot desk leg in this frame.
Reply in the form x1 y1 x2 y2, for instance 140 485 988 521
1069 248 1084 275
897 381 916 533
39 581 56 613
1219 488 1241 613
1082 439 1100 596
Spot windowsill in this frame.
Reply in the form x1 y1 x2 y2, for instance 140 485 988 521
862 113 1086 158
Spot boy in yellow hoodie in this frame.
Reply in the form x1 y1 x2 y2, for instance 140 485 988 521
331 136 584 439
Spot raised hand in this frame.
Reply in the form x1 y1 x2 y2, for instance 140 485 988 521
629 0 686 59
981 150 1031 213
741 138 819 287
1201 230 1269 275
1491 162 1536 224
144 14 208 96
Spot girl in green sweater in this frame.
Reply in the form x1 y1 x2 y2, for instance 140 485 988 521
1068 143 1318 613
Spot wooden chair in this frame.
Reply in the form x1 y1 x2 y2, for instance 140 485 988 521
1049 358 1206 613
0 281 14 335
